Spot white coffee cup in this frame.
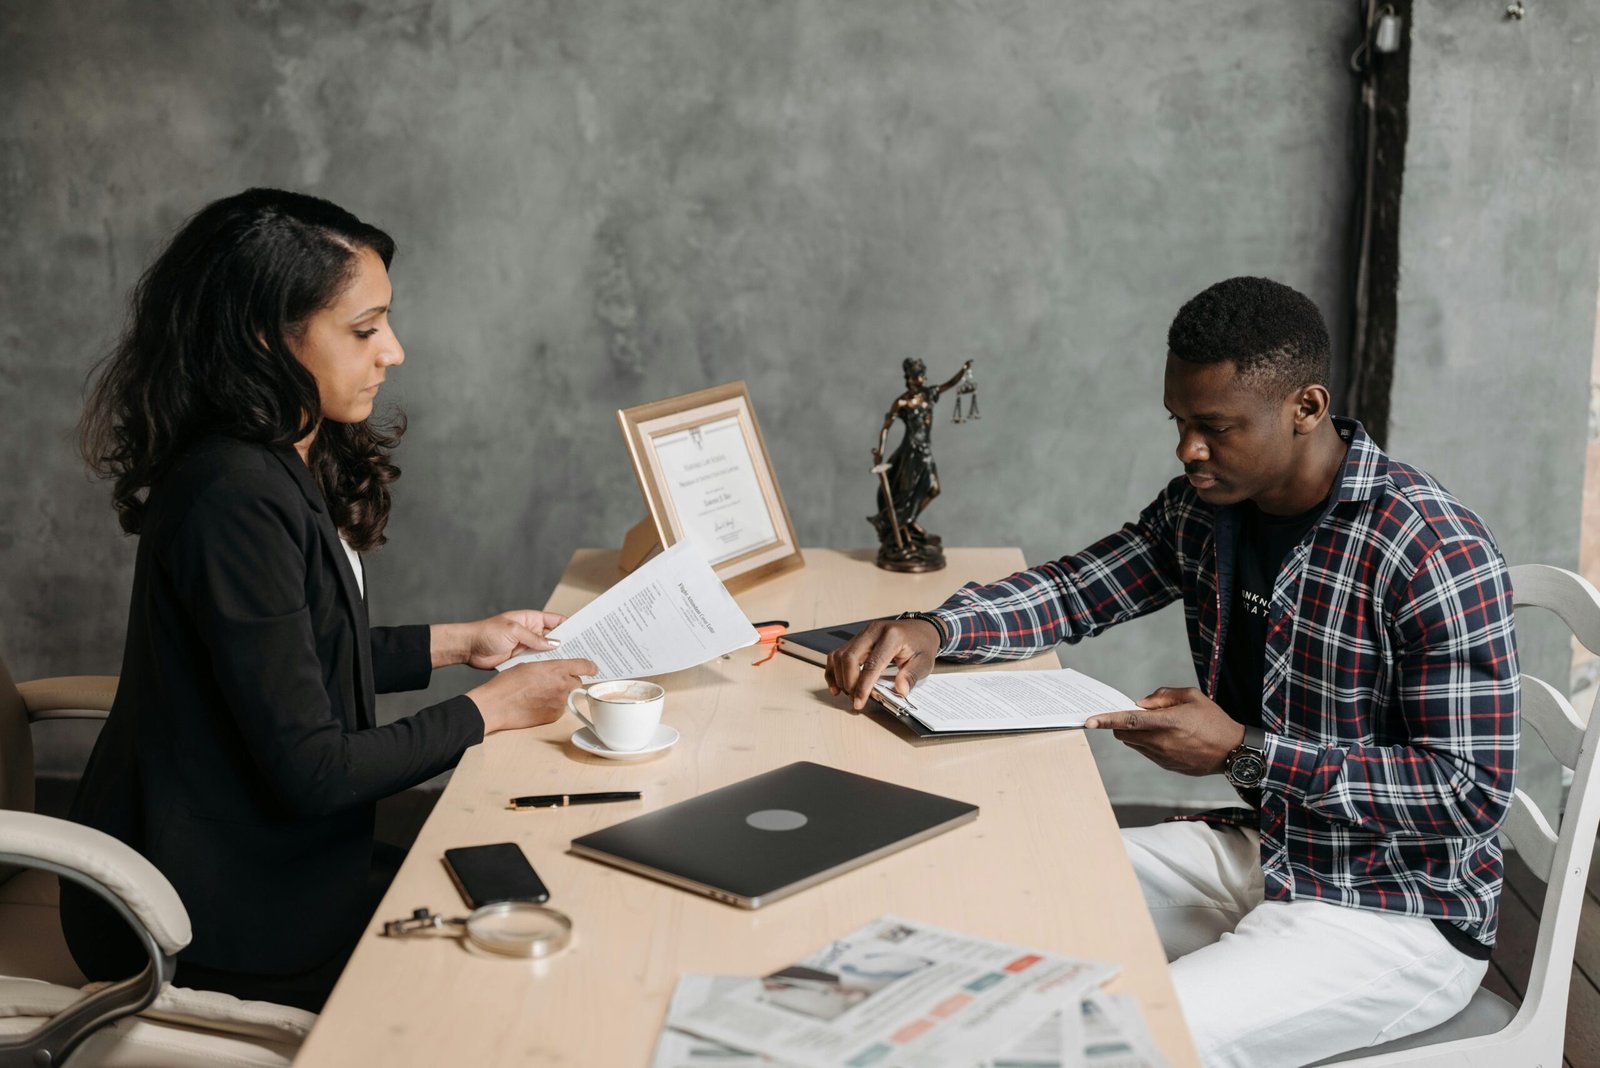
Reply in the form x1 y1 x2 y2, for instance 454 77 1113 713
566 680 665 751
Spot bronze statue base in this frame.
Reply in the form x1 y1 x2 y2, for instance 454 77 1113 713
875 542 946 573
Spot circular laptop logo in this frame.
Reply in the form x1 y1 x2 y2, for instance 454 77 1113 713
746 808 808 832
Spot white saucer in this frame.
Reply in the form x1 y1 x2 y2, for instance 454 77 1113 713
571 724 679 760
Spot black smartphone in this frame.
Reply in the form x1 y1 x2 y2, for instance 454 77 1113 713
442 843 550 908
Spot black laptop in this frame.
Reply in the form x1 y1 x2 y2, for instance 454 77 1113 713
569 762 978 908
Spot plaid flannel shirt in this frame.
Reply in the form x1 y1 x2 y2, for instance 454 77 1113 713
929 418 1518 949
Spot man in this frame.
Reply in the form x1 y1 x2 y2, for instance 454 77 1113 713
827 277 1518 1068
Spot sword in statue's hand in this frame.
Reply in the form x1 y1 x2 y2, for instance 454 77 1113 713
871 462 905 552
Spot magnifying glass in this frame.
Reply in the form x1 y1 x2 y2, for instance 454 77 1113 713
382 903 573 959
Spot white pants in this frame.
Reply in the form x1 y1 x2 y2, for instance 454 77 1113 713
1124 821 1488 1068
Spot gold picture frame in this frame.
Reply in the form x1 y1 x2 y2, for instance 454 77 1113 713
616 381 804 591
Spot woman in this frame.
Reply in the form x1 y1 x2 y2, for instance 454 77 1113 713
63 188 596 1011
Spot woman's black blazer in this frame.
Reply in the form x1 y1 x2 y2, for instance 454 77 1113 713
62 436 483 977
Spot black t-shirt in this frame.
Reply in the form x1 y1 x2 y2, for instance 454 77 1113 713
1215 495 1494 961
1216 498 1324 729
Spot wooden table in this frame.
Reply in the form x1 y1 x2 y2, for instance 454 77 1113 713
294 548 1199 1067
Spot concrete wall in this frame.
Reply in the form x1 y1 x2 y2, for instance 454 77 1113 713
2 1 1370 802
1388 2 1600 810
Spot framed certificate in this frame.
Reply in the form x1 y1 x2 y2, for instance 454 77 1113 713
617 381 804 590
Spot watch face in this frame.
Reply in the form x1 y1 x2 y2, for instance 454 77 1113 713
1229 752 1267 788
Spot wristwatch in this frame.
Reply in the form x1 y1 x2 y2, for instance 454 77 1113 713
896 611 949 647
1224 727 1268 789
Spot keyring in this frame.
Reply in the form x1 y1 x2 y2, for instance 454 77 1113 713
382 903 573 958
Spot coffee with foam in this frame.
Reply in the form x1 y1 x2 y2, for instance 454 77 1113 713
591 681 660 704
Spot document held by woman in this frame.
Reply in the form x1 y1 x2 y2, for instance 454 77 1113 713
498 540 759 682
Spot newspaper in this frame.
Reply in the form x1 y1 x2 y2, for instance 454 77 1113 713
653 981 1169 1068
975 1013 1069 1068
665 915 1118 1068
650 977 773 1067
978 994 1168 1068
1075 993 1169 1068
497 539 758 682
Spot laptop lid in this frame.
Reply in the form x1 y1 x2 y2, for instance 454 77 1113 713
569 762 978 908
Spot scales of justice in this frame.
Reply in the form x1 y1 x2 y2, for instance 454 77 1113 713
868 357 980 573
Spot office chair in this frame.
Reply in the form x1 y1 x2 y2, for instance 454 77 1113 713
1317 563 1600 1065
0 653 312 1067
0 664 112 987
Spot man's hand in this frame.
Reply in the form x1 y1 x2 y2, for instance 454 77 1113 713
433 611 567 670
825 619 941 710
1083 687 1247 776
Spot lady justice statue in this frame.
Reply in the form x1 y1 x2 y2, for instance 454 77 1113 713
869 357 978 572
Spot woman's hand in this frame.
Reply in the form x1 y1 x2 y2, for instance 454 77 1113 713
431 611 566 670
467 658 599 734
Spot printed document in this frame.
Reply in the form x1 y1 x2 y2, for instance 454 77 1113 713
665 914 1117 1068
653 980 1169 1068
498 540 758 682
872 669 1136 734
650 977 772 1067
1072 993 1170 1068
653 981 1168 1068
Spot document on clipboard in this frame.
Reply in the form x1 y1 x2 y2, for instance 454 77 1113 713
870 668 1137 737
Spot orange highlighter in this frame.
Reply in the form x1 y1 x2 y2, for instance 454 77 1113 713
751 620 789 665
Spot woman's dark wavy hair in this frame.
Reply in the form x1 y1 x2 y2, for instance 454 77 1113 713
81 187 404 550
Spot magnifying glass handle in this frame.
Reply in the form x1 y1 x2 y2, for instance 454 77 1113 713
381 909 470 937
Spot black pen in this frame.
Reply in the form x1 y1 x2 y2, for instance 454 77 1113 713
507 790 642 810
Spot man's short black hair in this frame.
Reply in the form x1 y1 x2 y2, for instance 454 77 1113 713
1167 277 1331 396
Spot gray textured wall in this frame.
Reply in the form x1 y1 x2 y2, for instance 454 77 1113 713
1392 2 1600 571
13 2 1564 806
1388 2 1600 811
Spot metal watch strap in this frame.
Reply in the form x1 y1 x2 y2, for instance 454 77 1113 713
1225 726 1268 790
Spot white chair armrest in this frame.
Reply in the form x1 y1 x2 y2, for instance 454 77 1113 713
83 982 316 1042
0 978 79 1018
0 979 313 1044
16 675 117 720
0 811 189 956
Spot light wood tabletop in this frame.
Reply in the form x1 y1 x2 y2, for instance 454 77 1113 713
293 547 1198 1067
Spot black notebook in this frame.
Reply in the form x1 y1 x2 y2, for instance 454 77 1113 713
776 618 882 667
